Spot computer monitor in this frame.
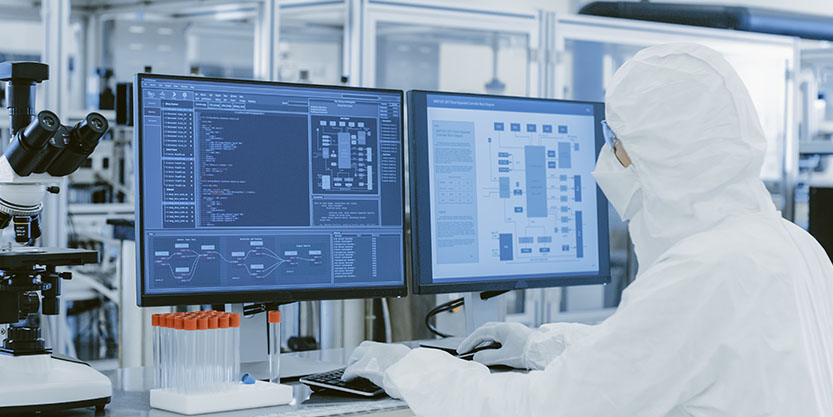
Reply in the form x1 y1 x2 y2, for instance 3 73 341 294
408 90 610 295
135 74 406 306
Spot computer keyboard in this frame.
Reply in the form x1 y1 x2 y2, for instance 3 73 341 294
300 368 385 397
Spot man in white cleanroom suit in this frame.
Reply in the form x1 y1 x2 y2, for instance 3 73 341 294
343 43 833 416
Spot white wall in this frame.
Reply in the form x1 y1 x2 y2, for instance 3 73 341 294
0 21 42 53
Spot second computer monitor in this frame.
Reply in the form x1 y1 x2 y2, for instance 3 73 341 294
135 75 407 306
408 91 610 294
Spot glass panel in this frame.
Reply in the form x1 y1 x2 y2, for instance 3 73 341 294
375 22 530 96
108 19 191 83
279 15 344 84
186 22 255 79
560 39 788 183
105 18 256 88
0 18 43 144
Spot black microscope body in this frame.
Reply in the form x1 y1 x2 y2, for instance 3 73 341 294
0 61 108 356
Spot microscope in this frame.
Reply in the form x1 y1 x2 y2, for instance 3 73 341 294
0 62 112 413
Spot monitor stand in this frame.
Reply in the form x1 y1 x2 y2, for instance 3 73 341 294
464 292 506 334
420 291 507 353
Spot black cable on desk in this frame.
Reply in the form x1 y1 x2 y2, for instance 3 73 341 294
424 297 464 338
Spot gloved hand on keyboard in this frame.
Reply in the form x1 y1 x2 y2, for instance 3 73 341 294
342 341 411 397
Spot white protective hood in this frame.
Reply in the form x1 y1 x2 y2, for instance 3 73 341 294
604 43 777 267
384 44 833 417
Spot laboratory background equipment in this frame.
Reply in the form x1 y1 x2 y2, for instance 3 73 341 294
808 187 833 261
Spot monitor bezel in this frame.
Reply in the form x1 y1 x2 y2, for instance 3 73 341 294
134 73 408 306
407 89 611 295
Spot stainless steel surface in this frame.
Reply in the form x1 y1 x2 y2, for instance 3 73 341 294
44 348 413 416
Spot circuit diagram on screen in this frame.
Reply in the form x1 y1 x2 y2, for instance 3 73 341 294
311 116 378 195
477 121 588 263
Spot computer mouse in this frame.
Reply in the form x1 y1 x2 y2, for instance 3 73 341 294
457 341 502 360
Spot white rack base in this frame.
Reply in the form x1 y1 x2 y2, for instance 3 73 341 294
150 381 293 415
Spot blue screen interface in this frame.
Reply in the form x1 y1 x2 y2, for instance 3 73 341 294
419 93 601 283
138 77 404 295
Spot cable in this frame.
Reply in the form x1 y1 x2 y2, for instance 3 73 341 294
424 297 464 338
381 298 392 343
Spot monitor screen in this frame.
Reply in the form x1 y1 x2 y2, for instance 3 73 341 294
135 74 406 306
408 91 610 294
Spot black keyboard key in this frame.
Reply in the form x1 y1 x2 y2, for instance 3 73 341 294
300 368 385 397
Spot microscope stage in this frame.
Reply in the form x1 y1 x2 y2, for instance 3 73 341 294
0 247 99 268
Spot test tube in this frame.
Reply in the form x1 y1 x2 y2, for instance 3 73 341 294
268 310 281 384
218 313 230 385
230 313 241 383
185 317 198 393
167 314 176 389
197 315 208 391
207 314 219 387
161 314 171 389
166 313 177 389
152 314 160 388
174 315 185 392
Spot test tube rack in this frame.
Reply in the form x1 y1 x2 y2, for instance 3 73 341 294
149 311 292 415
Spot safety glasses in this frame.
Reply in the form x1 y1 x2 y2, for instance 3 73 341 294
601 120 617 150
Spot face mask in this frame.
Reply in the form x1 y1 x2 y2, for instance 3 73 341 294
592 144 643 222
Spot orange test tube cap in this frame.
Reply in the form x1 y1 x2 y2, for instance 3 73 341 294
184 317 197 331
268 311 281 324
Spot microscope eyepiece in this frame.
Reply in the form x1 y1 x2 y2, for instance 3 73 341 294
24 111 59 147
4 110 60 176
46 112 109 177
71 112 108 152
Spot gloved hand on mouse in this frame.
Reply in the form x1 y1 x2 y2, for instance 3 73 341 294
459 321 593 370
456 322 534 368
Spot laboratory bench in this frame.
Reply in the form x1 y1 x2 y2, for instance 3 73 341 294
46 348 415 417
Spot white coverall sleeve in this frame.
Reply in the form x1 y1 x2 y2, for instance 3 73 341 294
523 322 594 370
385 253 734 417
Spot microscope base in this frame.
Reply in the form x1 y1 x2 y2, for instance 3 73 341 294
0 353 111 413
